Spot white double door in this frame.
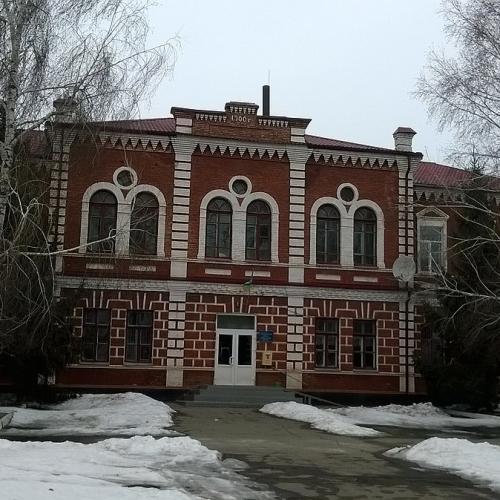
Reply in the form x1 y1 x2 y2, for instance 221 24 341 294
214 328 256 385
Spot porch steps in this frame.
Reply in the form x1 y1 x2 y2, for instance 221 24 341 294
179 385 304 408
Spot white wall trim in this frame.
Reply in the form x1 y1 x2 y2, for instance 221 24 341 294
309 197 349 266
80 182 166 257
197 190 239 259
58 275 409 302
416 207 448 274
125 184 167 257
240 192 280 263
347 199 386 269
79 182 126 254
197 189 280 263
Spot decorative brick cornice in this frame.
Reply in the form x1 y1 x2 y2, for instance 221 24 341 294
72 131 173 152
57 276 407 302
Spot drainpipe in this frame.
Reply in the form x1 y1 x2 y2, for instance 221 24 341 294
404 152 412 396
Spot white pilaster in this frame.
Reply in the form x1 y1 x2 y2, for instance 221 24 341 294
286 296 304 389
166 290 186 387
170 139 196 278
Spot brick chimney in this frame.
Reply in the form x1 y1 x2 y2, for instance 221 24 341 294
393 127 416 152
53 96 79 123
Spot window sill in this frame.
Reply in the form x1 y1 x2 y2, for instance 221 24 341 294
79 360 109 365
123 361 153 366
352 368 378 373
313 367 341 373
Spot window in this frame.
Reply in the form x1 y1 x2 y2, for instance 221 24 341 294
125 310 153 363
246 200 271 261
417 213 447 273
315 318 339 368
81 309 110 362
353 320 376 369
206 198 232 258
87 190 117 253
316 204 340 264
130 192 159 255
354 207 376 266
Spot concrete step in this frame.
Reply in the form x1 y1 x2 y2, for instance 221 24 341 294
182 385 303 407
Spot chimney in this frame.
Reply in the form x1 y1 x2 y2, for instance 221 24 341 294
53 96 79 123
262 85 270 116
393 127 416 152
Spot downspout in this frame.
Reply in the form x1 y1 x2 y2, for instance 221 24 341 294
404 152 412 395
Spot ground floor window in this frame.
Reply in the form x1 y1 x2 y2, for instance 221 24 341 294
353 319 376 369
315 318 339 368
125 310 153 363
81 309 110 362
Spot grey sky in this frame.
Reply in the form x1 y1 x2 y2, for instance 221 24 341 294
144 0 453 163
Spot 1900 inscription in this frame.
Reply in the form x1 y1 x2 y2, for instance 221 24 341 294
230 114 252 124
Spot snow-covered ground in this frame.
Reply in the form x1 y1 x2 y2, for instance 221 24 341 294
0 393 274 499
330 402 500 430
260 401 380 436
0 392 175 436
387 437 500 493
261 401 500 436
0 435 274 500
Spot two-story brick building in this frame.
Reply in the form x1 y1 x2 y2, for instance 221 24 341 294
44 91 447 396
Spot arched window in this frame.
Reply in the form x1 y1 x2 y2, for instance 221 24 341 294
316 204 340 264
130 192 159 255
206 197 232 258
353 207 376 266
87 190 117 253
246 200 271 261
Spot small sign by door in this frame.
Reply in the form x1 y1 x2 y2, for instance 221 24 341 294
257 330 273 342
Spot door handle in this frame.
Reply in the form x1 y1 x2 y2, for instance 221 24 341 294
229 356 233 365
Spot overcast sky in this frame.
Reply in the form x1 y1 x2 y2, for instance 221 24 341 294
144 0 454 163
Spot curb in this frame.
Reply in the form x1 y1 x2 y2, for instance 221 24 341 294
0 412 13 430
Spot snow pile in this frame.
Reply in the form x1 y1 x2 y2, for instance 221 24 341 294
330 402 500 429
0 435 274 500
0 392 175 436
260 401 380 436
387 437 500 493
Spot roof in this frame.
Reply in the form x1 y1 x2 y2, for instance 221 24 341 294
88 117 175 136
85 116 399 154
305 134 397 153
415 161 500 190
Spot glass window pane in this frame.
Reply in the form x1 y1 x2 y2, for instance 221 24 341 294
238 335 252 365
326 351 337 367
218 334 233 365
217 315 255 329
421 225 442 241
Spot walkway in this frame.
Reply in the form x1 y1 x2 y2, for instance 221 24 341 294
171 404 497 500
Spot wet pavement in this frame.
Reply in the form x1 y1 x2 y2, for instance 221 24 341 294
171 404 500 500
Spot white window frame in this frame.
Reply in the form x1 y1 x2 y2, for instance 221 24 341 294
80 179 166 257
417 207 448 274
309 196 385 268
198 189 280 263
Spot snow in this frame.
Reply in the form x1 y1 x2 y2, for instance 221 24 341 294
387 437 500 493
0 392 175 436
0 435 274 500
330 402 500 430
260 401 380 436
261 401 500 436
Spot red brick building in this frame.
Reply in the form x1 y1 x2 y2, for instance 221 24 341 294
44 94 460 396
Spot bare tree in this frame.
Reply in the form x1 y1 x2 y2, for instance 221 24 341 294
0 0 178 396
416 0 500 168
0 0 179 234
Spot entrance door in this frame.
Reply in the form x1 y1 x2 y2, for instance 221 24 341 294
214 315 256 386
